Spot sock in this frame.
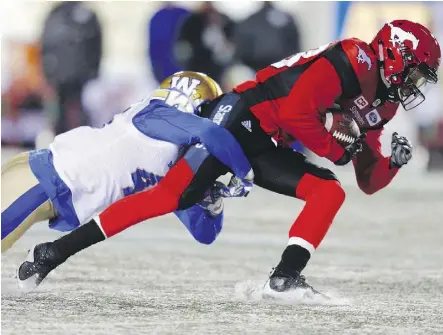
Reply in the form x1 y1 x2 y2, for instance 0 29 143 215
51 219 105 261
290 174 345 249
278 244 311 274
276 174 345 274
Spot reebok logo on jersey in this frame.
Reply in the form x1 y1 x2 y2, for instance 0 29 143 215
365 109 381 126
355 44 372 70
241 120 252 132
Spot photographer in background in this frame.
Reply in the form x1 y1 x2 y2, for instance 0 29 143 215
41 1 102 135
234 2 301 72
174 2 235 83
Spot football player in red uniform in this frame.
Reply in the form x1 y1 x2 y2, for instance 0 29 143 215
19 20 440 297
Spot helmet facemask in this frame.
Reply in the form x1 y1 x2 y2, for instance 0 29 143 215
382 45 439 110
396 57 438 110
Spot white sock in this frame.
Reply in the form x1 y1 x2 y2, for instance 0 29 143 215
287 237 315 256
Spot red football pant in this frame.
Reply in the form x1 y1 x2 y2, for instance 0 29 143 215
97 159 194 237
289 174 346 251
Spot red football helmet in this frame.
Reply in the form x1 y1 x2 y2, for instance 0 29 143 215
371 20 441 110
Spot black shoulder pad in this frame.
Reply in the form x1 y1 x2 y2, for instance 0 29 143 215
323 43 362 99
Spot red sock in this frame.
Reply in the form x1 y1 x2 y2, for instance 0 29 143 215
288 174 345 253
97 158 195 238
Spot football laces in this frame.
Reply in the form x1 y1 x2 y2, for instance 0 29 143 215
333 131 355 144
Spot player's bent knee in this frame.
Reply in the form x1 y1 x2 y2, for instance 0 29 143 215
321 179 346 207
297 173 343 203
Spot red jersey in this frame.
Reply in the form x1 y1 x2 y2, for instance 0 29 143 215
88 39 404 241
234 38 400 194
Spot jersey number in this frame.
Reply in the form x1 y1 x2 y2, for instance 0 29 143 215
122 168 163 197
271 43 330 68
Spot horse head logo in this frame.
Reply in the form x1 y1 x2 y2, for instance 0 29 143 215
355 44 372 70
388 23 420 50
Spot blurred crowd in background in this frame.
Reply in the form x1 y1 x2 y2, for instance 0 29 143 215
2 1 443 171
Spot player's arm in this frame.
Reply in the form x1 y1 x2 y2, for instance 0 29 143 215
277 58 346 164
174 205 223 245
352 129 407 195
132 101 253 181
174 183 225 245
91 103 255 239
174 180 225 245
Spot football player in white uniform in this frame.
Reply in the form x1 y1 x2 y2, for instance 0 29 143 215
2 72 254 264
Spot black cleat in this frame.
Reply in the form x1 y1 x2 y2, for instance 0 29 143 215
17 243 65 292
263 267 329 300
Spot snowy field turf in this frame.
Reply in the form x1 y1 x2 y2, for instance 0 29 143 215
2 147 443 335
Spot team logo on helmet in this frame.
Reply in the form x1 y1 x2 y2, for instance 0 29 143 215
388 23 420 50
355 44 372 70
170 76 202 96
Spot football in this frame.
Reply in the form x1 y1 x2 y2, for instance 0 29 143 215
321 110 360 147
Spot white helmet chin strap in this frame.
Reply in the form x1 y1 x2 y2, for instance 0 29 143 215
378 42 392 89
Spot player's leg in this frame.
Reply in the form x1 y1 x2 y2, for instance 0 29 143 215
1 152 55 253
94 92 271 235
16 93 274 289
16 149 228 290
250 147 345 296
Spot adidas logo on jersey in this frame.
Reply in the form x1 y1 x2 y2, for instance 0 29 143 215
241 120 252 132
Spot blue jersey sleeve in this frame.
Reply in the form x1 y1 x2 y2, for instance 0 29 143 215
174 205 223 245
132 100 252 180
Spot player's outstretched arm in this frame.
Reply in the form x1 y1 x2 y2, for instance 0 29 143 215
352 129 411 195
132 101 253 181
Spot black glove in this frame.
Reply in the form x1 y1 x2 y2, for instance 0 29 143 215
390 132 412 168
334 133 367 166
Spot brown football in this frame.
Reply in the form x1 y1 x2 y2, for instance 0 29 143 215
321 110 360 147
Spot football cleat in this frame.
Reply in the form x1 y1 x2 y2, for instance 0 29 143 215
17 243 64 292
262 267 329 301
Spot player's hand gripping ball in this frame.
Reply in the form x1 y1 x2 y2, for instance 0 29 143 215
322 106 366 166
321 108 361 147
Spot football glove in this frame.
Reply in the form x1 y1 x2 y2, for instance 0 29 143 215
334 132 367 166
218 174 254 198
197 182 225 217
390 132 412 168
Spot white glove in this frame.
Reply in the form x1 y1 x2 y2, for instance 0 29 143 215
199 169 254 218
390 132 412 168
218 175 253 198
218 168 254 198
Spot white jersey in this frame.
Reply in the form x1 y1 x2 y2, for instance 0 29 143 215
49 97 181 224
